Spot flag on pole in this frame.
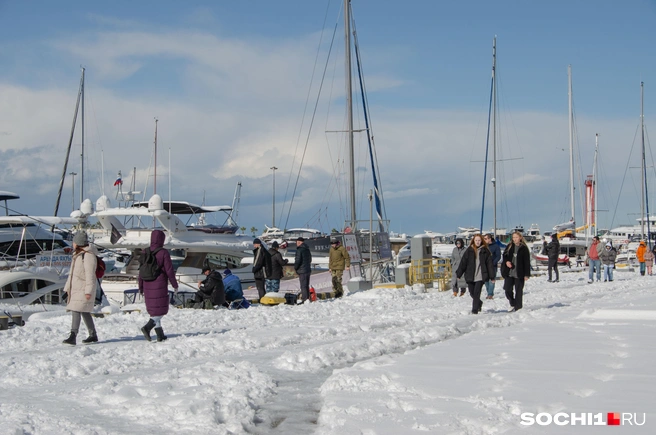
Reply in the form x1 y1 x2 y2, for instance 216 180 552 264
113 171 123 186
110 223 122 245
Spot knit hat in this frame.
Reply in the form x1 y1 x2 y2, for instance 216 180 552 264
253 238 262 245
223 268 232 276
330 237 339 244
271 241 279 248
73 231 88 246
296 237 305 242
606 242 612 247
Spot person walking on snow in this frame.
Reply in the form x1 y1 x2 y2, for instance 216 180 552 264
484 233 501 299
599 242 617 282
544 233 560 282
636 240 647 276
62 232 99 345
139 230 179 342
501 231 531 312
587 236 602 283
455 234 495 315
644 244 654 276
450 238 468 297
328 237 350 298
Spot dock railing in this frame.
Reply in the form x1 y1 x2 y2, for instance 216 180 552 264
408 258 452 290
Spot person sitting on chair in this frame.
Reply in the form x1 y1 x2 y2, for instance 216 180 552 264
194 267 226 308
223 269 244 306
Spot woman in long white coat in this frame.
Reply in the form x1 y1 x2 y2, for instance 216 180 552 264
62 232 98 345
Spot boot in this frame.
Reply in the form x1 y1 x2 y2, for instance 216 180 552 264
459 290 466 297
141 319 156 342
62 331 76 345
154 327 167 342
82 331 98 344
453 291 458 297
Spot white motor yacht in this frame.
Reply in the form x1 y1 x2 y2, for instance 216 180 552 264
92 194 255 305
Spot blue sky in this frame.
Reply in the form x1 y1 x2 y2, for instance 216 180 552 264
1 0 655 237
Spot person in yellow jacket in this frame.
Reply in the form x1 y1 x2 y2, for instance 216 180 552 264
328 237 350 298
636 240 647 276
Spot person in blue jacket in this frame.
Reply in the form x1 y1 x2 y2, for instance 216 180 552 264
484 233 501 299
222 269 244 305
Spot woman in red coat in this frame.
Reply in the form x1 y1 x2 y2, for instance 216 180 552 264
138 230 178 341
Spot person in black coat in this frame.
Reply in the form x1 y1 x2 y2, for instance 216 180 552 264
501 231 532 311
294 237 313 302
456 234 495 314
252 238 272 299
194 267 226 307
267 241 288 293
544 233 560 282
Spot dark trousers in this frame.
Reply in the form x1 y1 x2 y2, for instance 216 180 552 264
467 281 484 313
298 273 311 301
504 277 525 310
255 278 266 299
548 258 559 281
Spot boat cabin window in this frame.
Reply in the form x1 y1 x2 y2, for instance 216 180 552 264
179 252 242 270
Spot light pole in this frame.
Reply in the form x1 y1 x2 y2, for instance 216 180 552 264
69 172 77 212
270 166 278 227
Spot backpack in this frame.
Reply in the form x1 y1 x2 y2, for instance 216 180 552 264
82 253 106 279
138 247 163 281
95 257 106 279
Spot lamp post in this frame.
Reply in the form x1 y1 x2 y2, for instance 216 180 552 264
69 172 77 212
270 166 278 227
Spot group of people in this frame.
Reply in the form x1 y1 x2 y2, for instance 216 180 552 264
251 235 350 303
587 236 656 282
451 231 531 315
192 267 244 309
586 236 618 282
62 229 247 346
62 229 180 345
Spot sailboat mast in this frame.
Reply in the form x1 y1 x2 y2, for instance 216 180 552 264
640 81 646 240
593 134 599 238
154 118 158 195
345 0 356 229
568 65 575 224
492 36 497 238
80 67 85 206
53 68 84 216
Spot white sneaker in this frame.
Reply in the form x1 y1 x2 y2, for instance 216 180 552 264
588 280 593 284
508 307 516 312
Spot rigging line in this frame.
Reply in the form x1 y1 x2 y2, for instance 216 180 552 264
283 12 341 231
324 29 353 229
351 12 386 227
497 74 527 226
571 102 586 227
83 81 104 197
321 40 347 228
279 0 335 228
609 123 640 230
479 67 494 233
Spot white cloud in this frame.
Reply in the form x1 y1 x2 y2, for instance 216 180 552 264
0 18 651 235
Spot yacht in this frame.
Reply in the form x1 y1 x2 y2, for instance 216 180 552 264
605 216 656 245
92 194 255 305
0 214 83 306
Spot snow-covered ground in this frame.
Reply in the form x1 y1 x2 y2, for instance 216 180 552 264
1 267 654 434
